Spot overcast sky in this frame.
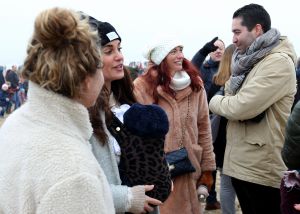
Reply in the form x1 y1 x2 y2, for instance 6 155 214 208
0 0 299 67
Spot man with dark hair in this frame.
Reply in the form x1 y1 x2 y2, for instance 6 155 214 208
209 3 297 214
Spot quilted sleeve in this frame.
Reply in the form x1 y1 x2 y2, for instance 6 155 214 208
282 101 300 169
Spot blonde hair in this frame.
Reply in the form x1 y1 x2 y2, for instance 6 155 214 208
22 7 101 98
213 44 236 86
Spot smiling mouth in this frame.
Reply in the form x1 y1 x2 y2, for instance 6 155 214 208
114 64 123 69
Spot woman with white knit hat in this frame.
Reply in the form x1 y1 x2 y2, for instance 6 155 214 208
134 36 216 214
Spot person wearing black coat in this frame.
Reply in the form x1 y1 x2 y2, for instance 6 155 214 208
191 37 225 210
280 100 300 214
282 100 300 168
0 67 5 88
5 66 19 90
5 66 20 112
209 44 237 214
191 37 225 96
292 58 300 109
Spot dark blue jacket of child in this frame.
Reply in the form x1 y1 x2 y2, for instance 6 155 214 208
0 89 9 116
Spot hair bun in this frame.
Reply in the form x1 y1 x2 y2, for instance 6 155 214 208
34 8 79 48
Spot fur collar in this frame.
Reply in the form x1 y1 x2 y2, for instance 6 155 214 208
26 81 92 142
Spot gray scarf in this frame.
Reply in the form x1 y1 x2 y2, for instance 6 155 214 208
228 28 281 95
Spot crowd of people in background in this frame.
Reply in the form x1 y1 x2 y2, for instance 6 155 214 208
0 61 145 118
0 3 300 214
0 65 28 117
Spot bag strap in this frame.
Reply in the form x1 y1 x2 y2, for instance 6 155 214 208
107 112 129 146
177 95 190 148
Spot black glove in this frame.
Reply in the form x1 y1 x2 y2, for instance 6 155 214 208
199 37 219 56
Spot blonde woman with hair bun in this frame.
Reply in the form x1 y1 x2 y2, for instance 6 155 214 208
0 7 114 214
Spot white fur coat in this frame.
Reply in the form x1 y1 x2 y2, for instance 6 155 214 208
0 81 115 214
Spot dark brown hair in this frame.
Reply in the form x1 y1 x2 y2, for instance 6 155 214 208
89 67 136 144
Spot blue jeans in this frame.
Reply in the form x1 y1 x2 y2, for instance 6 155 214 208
220 170 236 214
13 91 20 109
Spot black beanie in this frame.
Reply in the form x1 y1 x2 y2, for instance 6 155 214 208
97 21 121 46
79 12 121 47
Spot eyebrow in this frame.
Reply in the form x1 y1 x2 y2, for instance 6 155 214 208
232 29 240 33
104 44 113 48
103 41 121 49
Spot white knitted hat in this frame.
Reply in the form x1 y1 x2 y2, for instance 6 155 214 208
144 36 183 65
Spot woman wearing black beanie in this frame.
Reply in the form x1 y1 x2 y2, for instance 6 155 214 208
85 13 166 214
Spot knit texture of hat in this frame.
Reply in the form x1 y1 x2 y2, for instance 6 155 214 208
82 12 121 47
144 37 183 65
123 103 169 138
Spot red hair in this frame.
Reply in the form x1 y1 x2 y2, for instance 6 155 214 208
141 58 203 103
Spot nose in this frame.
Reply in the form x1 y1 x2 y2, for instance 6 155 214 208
232 35 238 44
115 51 124 61
215 48 222 53
177 51 184 59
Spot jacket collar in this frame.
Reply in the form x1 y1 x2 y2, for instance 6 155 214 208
157 85 192 103
27 81 93 142
204 58 219 68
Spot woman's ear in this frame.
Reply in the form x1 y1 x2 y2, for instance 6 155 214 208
82 75 91 92
75 76 93 107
